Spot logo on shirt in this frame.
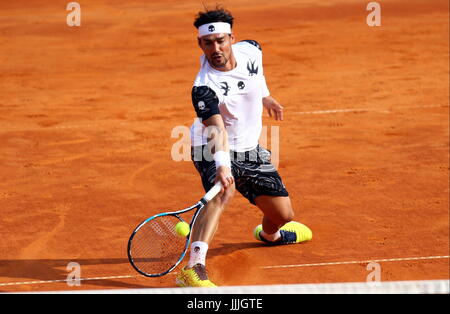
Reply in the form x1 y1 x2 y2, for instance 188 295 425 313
247 60 259 76
197 101 206 110
220 82 231 96
238 81 245 90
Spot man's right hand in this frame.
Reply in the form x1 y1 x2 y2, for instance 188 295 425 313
216 165 234 190
215 165 235 204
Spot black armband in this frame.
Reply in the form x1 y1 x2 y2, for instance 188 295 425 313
241 39 262 51
192 86 221 121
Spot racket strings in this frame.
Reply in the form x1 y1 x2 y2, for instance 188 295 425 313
129 215 187 275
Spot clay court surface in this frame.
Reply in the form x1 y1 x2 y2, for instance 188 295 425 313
0 0 448 292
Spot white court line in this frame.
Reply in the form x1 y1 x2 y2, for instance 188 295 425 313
34 280 450 294
0 255 448 287
0 275 135 287
0 121 128 133
0 104 447 133
291 104 448 115
262 255 450 269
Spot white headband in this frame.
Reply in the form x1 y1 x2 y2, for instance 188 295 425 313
198 22 232 37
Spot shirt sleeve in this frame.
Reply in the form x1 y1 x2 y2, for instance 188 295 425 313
191 85 221 122
260 73 270 98
259 52 270 97
238 40 270 97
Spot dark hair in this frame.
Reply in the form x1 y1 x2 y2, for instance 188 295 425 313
193 6 234 29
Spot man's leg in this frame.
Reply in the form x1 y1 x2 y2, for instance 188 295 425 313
254 195 312 245
176 185 234 288
189 184 235 256
255 195 294 234
177 144 235 287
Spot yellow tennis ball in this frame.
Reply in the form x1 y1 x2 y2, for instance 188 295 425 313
175 221 190 237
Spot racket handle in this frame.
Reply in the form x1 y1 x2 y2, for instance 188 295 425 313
203 182 223 203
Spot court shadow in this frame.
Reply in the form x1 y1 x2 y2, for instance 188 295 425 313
0 243 268 290
208 241 268 258
0 258 153 290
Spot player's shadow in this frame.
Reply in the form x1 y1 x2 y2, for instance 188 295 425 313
0 243 268 291
208 241 268 258
0 258 154 290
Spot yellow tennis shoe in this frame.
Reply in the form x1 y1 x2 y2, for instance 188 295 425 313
176 264 217 287
254 221 313 245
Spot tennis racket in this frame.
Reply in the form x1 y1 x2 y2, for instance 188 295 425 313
127 182 222 277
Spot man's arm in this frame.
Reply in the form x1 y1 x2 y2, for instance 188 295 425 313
202 114 233 189
192 86 234 189
240 40 283 121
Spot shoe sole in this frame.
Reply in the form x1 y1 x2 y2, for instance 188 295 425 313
175 276 217 288
175 278 187 287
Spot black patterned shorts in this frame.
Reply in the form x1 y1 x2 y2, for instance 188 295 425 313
191 145 289 205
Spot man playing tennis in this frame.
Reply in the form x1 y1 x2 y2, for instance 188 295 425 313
176 7 312 287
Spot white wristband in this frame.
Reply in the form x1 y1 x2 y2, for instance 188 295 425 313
214 151 231 169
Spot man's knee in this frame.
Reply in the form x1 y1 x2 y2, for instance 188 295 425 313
277 205 294 225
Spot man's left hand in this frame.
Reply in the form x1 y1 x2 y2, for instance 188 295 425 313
263 96 284 121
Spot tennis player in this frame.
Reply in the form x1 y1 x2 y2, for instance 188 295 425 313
176 7 312 287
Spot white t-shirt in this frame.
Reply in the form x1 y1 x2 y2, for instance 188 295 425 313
190 41 270 152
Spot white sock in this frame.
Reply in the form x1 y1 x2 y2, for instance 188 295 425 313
261 230 281 242
187 241 209 268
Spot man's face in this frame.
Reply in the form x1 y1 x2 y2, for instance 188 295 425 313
198 33 235 70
